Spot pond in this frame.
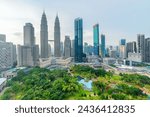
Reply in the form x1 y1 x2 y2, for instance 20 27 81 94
77 76 93 91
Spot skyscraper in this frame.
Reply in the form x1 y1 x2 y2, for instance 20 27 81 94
137 34 145 53
84 42 89 55
144 38 150 62
0 34 16 70
40 11 49 58
120 39 126 45
64 36 71 58
137 34 145 61
74 18 83 62
126 41 137 57
101 34 106 58
119 39 126 59
17 23 39 67
24 23 35 46
60 42 63 57
71 40 75 57
54 15 61 57
93 24 99 56
17 45 34 66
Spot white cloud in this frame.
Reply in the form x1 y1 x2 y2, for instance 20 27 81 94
0 0 150 47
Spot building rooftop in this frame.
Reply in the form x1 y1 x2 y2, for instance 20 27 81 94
0 78 7 85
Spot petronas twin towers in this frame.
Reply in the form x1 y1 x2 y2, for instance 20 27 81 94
54 15 61 57
40 11 61 58
40 12 48 58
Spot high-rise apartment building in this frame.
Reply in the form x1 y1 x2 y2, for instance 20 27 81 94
137 34 145 53
126 41 137 57
54 15 61 57
40 11 49 58
144 38 150 62
74 18 83 62
128 34 150 63
137 34 145 61
93 24 99 56
64 36 71 58
0 35 16 70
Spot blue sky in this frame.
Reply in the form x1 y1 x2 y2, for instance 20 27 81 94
0 0 150 46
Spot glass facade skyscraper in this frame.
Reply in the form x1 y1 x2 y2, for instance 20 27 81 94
119 39 126 59
120 39 126 45
54 15 61 57
40 11 49 58
101 34 106 58
74 18 83 62
93 24 99 56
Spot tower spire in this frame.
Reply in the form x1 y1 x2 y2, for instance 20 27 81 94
43 9 46 15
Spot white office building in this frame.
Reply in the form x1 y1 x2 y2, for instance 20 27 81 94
128 52 142 63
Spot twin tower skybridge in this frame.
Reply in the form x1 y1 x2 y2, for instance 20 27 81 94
48 40 54 42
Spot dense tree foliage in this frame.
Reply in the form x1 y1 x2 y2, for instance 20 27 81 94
121 74 150 86
70 65 108 79
0 65 150 100
1 68 82 100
